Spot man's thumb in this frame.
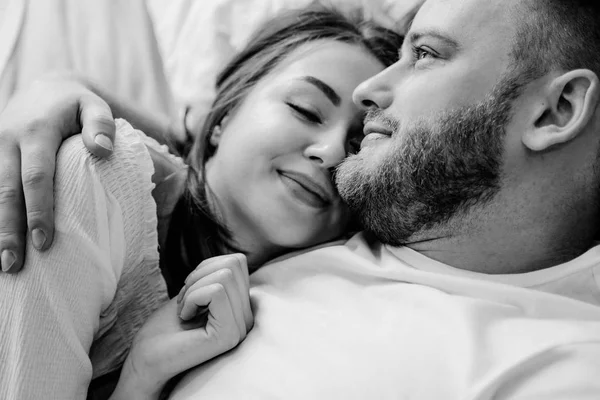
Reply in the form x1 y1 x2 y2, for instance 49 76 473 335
79 93 116 158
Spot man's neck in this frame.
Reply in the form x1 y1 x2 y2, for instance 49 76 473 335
405 194 599 274
407 229 591 275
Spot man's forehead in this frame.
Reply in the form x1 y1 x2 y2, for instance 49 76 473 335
409 0 521 46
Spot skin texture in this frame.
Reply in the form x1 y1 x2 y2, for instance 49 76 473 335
204 40 383 268
338 0 600 274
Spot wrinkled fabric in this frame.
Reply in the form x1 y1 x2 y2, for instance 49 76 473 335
0 120 169 400
171 233 600 399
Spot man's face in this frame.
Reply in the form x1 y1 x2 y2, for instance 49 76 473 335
336 0 529 244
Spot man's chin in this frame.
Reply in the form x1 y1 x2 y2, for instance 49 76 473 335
335 153 365 191
335 152 380 211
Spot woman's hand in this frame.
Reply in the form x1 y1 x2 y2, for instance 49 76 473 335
0 74 116 273
111 254 254 400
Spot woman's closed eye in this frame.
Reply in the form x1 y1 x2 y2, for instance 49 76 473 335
287 102 322 124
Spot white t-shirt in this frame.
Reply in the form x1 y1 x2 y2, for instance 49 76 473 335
171 233 600 399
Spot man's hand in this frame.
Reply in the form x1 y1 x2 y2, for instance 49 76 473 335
111 254 253 400
0 75 116 273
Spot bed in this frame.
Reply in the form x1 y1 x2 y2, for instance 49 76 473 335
0 0 423 129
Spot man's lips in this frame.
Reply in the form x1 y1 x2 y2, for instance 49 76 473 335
278 170 333 209
361 122 393 148
363 122 393 137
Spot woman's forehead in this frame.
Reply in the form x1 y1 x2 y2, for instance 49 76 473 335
257 40 384 96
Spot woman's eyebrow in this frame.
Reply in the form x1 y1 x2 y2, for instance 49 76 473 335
297 76 341 106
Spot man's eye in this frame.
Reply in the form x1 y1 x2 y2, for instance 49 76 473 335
411 45 435 61
287 103 322 124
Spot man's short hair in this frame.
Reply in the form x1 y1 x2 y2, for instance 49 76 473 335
512 0 600 80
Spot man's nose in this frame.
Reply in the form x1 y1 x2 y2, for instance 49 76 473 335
304 126 348 169
353 67 395 110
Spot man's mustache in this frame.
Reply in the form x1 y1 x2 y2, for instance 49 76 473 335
364 108 400 133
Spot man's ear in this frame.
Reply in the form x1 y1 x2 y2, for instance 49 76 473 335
523 69 600 151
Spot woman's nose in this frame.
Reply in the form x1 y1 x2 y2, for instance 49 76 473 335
352 67 395 111
304 127 347 169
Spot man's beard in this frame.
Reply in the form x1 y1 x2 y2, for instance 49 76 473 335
336 74 526 246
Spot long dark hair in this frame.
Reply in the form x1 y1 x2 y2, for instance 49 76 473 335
162 3 403 295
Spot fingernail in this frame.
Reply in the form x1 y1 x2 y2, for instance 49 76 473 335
32 228 47 250
94 134 113 151
184 271 196 285
1 250 16 272
177 286 185 304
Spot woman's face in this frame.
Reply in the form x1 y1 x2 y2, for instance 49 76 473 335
205 40 384 259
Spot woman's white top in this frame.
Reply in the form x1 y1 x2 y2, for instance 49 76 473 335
0 120 169 399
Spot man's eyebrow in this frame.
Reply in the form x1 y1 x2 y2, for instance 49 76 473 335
299 76 341 106
407 30 460 50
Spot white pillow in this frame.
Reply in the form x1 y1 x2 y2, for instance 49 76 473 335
0 0 174 117
147 0 424 116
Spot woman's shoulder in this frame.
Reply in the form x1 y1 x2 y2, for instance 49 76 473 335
57 118 187 206
57 119 155 196
55 120 170 379
55 119 161 272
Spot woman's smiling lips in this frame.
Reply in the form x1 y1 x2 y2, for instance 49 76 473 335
278 170 333 209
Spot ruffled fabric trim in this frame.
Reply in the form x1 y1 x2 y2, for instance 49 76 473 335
137 128 187 171
113 118 163 281
89 119 170 378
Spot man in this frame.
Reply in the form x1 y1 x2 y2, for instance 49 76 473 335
167 0 600 397
3 0 600 398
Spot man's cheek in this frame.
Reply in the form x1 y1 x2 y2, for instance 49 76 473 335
394 80 453 119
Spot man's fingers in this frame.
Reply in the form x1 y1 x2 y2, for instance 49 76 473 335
0 142 26 273
79 94 115 158
20 141 59 251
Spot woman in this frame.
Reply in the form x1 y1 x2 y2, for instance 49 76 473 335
0 4 402 400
